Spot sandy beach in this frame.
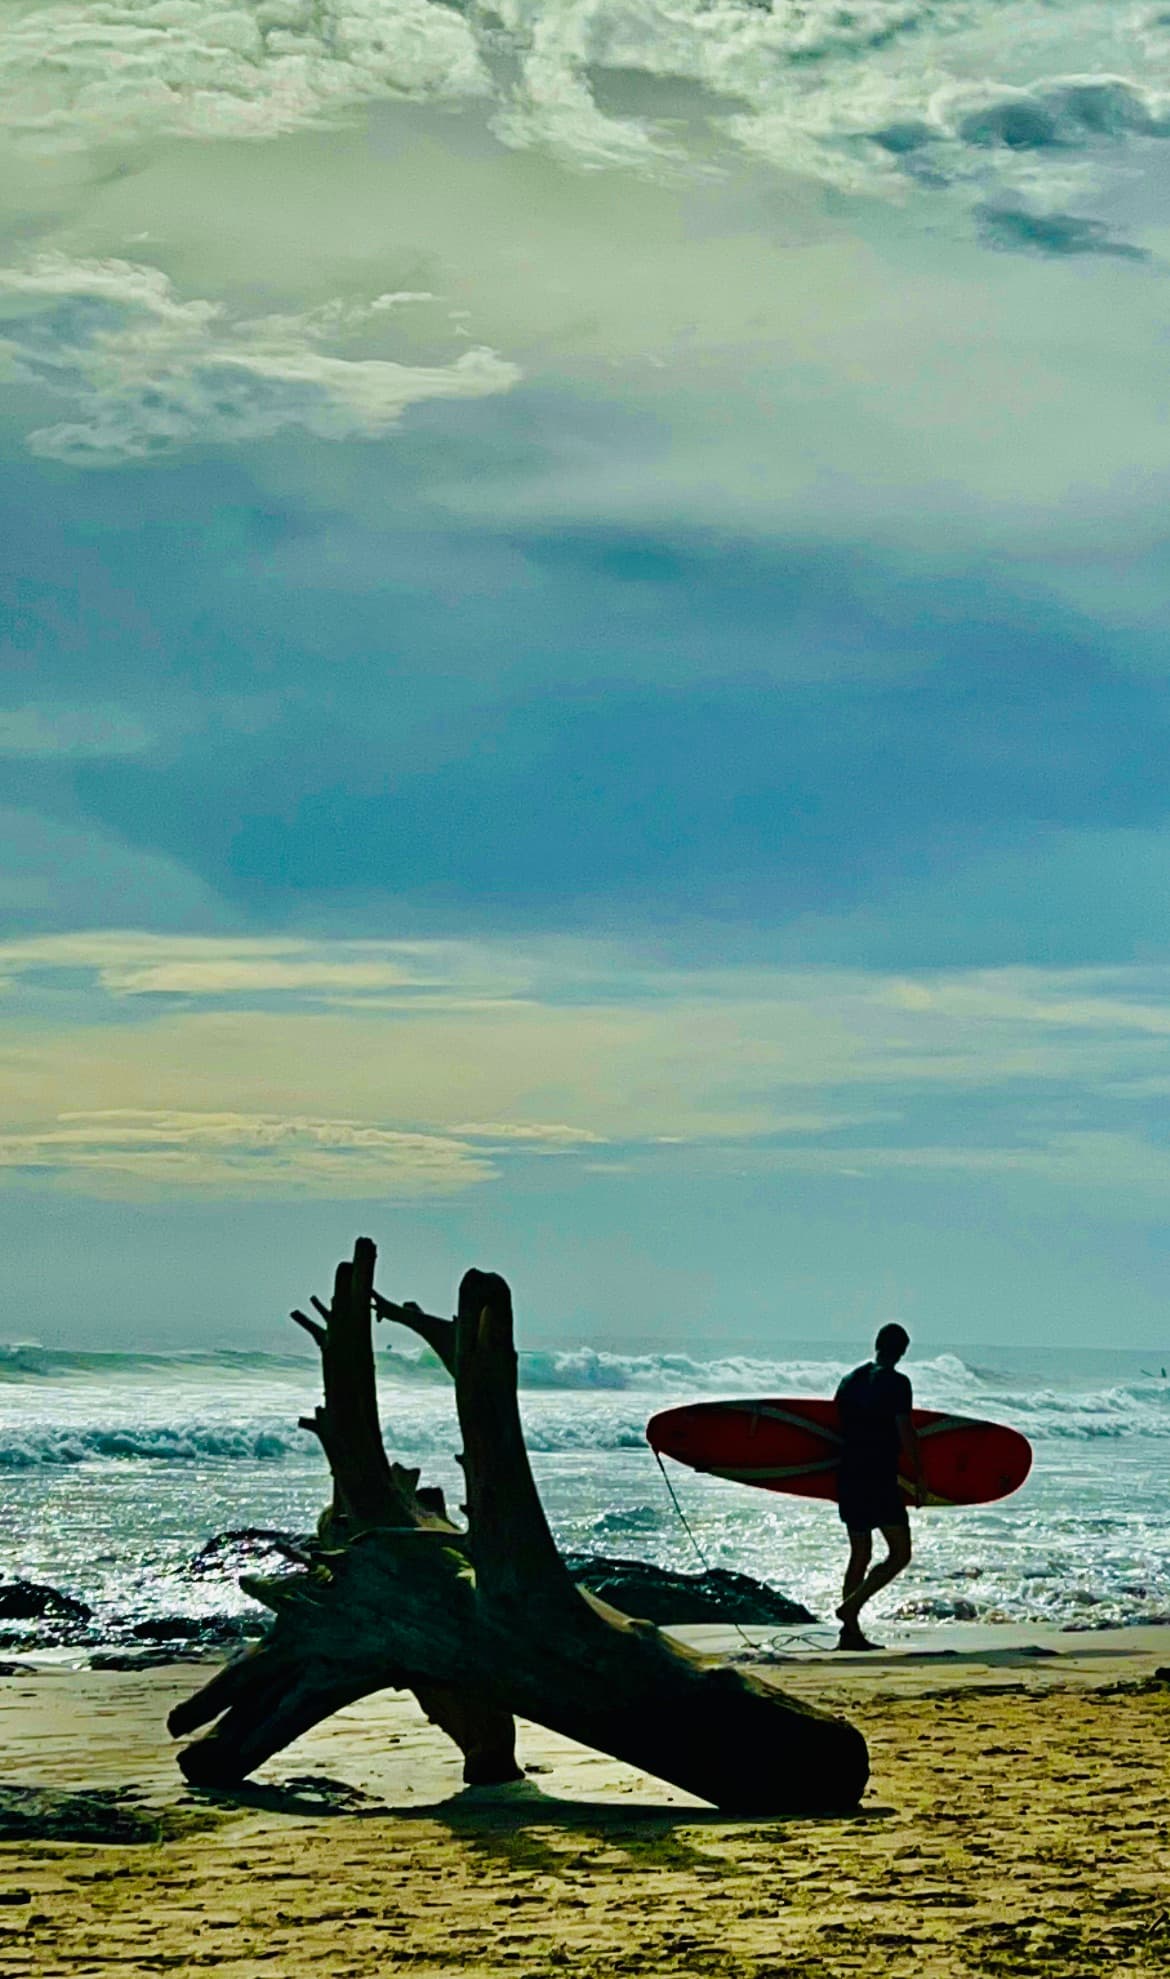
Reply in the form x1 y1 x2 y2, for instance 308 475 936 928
2 1624 1167 1977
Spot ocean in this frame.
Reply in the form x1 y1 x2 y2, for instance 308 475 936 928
3 1340 1169 1653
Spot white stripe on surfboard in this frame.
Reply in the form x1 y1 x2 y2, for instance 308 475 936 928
719 1403 843 1446
715 1404 988 1445
913 1415 988 1439
708 1458 841 1481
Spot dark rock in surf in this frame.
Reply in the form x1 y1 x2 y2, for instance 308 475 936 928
88 1615 269 1663
0 1579 93 1646
892 1595 979 1622
185 1531 815 1628
90 1647 208 1670
185 1529 309 1578
562 1554 816 1626
3 1548 810 1656
0 1578 92 1625
129 1615 265 1645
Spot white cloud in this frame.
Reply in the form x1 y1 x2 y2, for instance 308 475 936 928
872 969 1170 1038
755 1128 1170 1199
490 3 688 171
0 1108 495 1199
0 253 520 462
10 930 1170 1049
91 957 425 995
0 930 515 999
0 0 490 150
0 0 1164 228
3 933 1170 1200
451 1120 607 1146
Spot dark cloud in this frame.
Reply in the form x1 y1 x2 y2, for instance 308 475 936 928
956 78 1163 151
871 120 934 155
976 204 1149 260
59 532 1170 957
6 437 1170 964
866 74 1170 219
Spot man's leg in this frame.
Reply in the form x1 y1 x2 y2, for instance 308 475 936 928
837 1530 876 1649
835 1523 912 1645
842 1531 872 1609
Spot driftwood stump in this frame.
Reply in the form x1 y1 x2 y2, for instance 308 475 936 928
169 1241 868 1813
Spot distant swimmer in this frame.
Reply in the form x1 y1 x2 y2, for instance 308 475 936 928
834 1323 924 1652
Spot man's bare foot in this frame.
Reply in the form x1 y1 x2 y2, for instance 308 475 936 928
836 1625 881 1651
835 1602 881 1650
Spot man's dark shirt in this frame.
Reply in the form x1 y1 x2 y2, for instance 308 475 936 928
835 1361 913 1486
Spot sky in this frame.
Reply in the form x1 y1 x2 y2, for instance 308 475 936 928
2 1 1170 1353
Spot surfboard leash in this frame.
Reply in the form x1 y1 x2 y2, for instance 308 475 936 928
652 1449 839 1658
652 1449 759 1656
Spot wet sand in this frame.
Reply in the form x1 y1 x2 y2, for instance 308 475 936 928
2 1624 1168 1977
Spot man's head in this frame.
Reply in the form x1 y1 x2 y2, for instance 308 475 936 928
874 1322 910 1366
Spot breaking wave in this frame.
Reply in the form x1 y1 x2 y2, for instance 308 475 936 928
2 1341 1167 1466
0 1423 295 1468
3 1396 1169 1470
383 1344 1170 1442
383 1343 982 1393
0 1410 653 1466
0 1344 314 1382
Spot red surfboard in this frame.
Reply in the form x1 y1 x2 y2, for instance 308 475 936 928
646 1399 1032 1508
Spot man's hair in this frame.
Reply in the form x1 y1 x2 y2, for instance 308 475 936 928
874 1321 910 1363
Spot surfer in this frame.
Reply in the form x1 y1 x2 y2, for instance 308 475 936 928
833 1322 923 1651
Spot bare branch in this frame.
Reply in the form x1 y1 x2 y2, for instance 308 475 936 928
374 1291 456 1375
290 1308 327 1350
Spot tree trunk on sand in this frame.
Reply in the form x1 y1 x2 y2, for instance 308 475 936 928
168 1240 518 1790
169 1242 868 1814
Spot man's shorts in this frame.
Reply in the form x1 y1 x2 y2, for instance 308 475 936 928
837 1475 910 1533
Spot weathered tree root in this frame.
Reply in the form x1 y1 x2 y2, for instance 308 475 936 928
169 1242 868 1813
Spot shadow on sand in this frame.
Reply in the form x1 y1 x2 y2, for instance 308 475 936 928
199 1769 893 1862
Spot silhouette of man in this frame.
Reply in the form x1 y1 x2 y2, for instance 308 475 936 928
833 1323 923 1650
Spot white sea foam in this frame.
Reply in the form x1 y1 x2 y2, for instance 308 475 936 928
0 1422 294 1468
